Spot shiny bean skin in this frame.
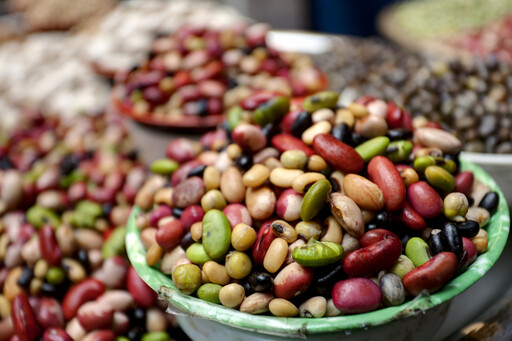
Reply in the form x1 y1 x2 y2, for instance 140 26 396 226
271 220 298 243
220 167 245 203
242 164 270 188
320 216 343 244
273 262 313 300
332 278 381 314
367 156 406 211
312 134 364 174
252 222 275 265
299 296 327 318
329 193 365 238
403 252 458 295
400 201 426 231
343 174 384 211
245 186 276 220
408 181 443 218
360 229 399 248
239 292 274 314
269 298 299 317
202 261 230 285
379 273 405 307
219 283 246 308
231 223 257 252
62 278 105 320
264 238 289 273
276 189 303 221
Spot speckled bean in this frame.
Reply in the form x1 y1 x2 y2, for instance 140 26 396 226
240 292 274 314
329 193 365 238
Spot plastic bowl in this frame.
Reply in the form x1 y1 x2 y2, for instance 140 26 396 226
126 160 509 340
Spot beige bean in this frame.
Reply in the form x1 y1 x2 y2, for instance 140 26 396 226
56 224 76 257
62 258 86 283
348 103 369 118
154 188 173 206
415 127 462 154
253 147 280 164
242 164 270 188
292 172 326 194
240 292 274 314
0 295 10 319
29 278 43 296
201 189 227 212
321 216 343 244
366 99 388 118
135 213 149 230
335 108 355 127
330 193 365 238
299 296 327 318
343 174 384 211
400 168 419 187
414 147 443 158
140 227 157 249
231 223 257 251
307 155 327 172
219 283 245 308
146 308 168 332
66 318 87 341
74 229 103 250
269 298 299 317
197 150 218 166
264 157 283 171
135 175 167 210
271 220 298 243
286 239 305 265
146 242 163 267
341 233 360 259
226 144 243 160
302 121 332 145
471 179 491 208
280 150 307 170
4 267 23 301
0 234 8 261
270 168 304 188
34 259 49 279
295 221 323 241
21 236 40 266
472 229 488 254
88 249 103 271
203 166 221 191
36 190 65 210
326 298 342 317
312 108 335 124
220 167 245 203
160 246 187 275
190 222 202 242
246 186 276 220
330 171 346 193
264 238 288 273
466 207 490 227
354 114 388 139
202 261 230 285
214 151 234 173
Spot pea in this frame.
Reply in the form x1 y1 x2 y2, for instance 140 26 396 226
186 243 213 265
196 283 222 303
405 237 431 267
292 239 343 267
46 267 65 285
202 210 231 260
150 159 179 175
355 136 390 162
225 251 252 279
227 105 243 130
303 91 339 112
425 165 455 192
389 255 415 279
300 179 331 221
413 156 435 173
102 226 126 259
141 332 170 341
26 205 61 229
386 140 413 162
172 264 202 295
254 96 290 126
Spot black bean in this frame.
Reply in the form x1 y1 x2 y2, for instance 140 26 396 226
331 123 352 144
313 263 346 295
17 267 34 288
456 220 480 238
180 232 195 250
443 223 463 259
290 111 312 137
235 155 252 171
127 327 145 341
478 192 499 214
172 207 184 218
428 230 445 255
76 249 90 272
187 165 207 179
0 156 14 170
60 154 79 175
350 132 367 146
387 128 413 141
261 123 279 139
247 271 273 292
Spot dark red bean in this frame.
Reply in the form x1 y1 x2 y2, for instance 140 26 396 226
454 171 474 197
170 160 202 187
407 181 443 218
171 176 205 208
62 278 106 320
148 205 173 228
458 237 477 271
360 229 399 248
166 138 198 163
222 204 252 230
399 201 426 231
11 293 40 341
403 252 458 295
155 219 184 250
368 156 406 211
312 134 364 173
43 328 73 341
271 134 314 157
180 205 205 231
252 221 276 265
39 225 62 267
280 110 302 134
36 297 64 329
240 93 277 111
273 263 313 300
127 266 156 308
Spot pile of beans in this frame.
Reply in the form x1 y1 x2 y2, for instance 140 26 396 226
115 24 326 120
135 90 499 318
0 111 189 341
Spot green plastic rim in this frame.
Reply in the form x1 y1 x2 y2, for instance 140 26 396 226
126 160 510 336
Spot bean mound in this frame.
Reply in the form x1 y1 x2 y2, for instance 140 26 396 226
137 90 498 317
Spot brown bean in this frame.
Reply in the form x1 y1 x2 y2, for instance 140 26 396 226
240 292 274 314
264 238 288 273
245 186 276 220
343 174 384 211
202 261 230 285
330 193 365 238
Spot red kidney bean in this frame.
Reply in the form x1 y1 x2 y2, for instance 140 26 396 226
403 252 458 295
165 138 198 163
400 201 426 231
92 256 128 289
273 262 313 300
407 181 443 219
170 160 202 187
367 156 406 211
332 278 381 314
155 219 184 250
180 205 205 231
276 188 303 222
360 229 399 248
148 205 173 228
11 293 40 341
62 278 106 320
81 330 116 341
39 225 62 267
387 102 412 130
172 176 205 208
459 237 477 271
454 171 474 197
312 134 364 174
36 297 64 329
252 221 276 265
231 124 267 153
111 312 129 335
271 134 314 157
222 204 252 230
279 110 302 134
76 301 115 331
343 236 402 277
43 328 73 341
127 266 156 308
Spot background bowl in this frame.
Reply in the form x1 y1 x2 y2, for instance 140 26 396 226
126 160 509 340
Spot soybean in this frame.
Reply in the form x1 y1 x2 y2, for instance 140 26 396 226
202 210 231 260
219 283 245 308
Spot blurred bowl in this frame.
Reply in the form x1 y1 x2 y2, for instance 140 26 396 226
126 160 510 340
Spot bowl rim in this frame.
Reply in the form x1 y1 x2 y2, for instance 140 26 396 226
126 160 510 337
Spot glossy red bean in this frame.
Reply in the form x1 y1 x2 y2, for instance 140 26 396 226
403 252 458 295
252 221 276 265
279 110 301 134
166 138 198 163
400 201 426 231
62 278 106 320
11 293 39 341
231 124 267 153
459 237 477 272
355 95 376 105
180 205 205 231
155 219 184 250
43 328 73 341
39 225 62 267
127 266 156 308
408 181 443 219
387 102 413 130
454 171 474 197
360 229 399 248
367 156 406 211
36 297 64 329
343 236 402 277
172 176 205 208
273 262 313 300
170 160 202 187
148 205 173 228
76 301 115 331
332 278 381 314
312 134 364 173
222 204 252 230
271 134 314 157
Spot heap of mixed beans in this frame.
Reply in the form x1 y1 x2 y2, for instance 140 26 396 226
136 90 499 317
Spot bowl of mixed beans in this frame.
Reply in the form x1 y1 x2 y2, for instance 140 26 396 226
126 91 509 340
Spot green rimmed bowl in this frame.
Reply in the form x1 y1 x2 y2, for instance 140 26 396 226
126 160 509 340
